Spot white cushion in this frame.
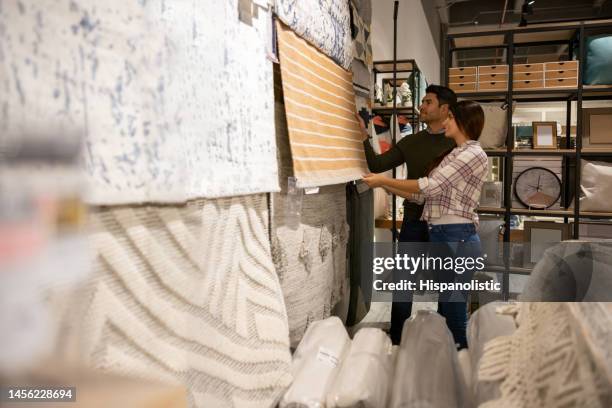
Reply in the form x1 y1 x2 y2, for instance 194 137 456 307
580 159 612 212
478 103 511 149
326 328 393 408
390 310 467 408
281 317 350 408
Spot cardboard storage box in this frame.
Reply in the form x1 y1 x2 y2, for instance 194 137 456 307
449 82 477 92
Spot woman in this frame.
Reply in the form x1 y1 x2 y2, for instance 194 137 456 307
362 100 487 349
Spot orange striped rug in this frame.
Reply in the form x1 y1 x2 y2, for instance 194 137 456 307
276 20 368 188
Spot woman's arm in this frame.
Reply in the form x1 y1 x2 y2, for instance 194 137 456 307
362 173 421 197
382 178 421 195
381 184 409 199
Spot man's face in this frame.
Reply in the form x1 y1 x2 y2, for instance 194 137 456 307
419 93 446 124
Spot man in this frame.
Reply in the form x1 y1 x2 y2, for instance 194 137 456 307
357 85 457 345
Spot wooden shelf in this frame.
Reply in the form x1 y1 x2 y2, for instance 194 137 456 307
371 106 417 115
512 148 576 155
484 149 507 156
485 265 533 275
486 148 612 156
456 88 584 101
583 84 612 92
579 211 612 219
455 90 507 96
373 60 416 73
477 208 612 218
477 207 573 217
375 217 402 230
477 207 506 214
377 211 612 230
511 208 573 216
581 148 612 155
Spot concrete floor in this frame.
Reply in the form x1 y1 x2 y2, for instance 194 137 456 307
348 297 437 337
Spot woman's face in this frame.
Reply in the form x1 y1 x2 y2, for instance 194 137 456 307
443 112 459 139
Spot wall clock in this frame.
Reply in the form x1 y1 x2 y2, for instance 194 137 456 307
514 167 561 209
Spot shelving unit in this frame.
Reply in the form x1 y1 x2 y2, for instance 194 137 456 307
372 59 423 241
446 21 612 299
372 59 422 134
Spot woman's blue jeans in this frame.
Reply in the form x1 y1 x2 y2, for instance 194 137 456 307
429 223 482 350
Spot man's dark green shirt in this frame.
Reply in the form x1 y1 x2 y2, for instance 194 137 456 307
363 129 456 221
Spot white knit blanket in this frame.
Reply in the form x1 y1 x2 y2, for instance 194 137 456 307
478 303 612 408
0 0 279 204
62 195 292 407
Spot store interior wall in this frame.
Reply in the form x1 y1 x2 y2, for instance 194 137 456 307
371 0 442 242
371 0 441 84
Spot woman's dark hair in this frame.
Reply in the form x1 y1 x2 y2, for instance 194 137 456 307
426 100 485 175
449 100 485 141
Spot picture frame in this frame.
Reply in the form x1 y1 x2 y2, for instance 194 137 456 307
480 181 503 207
582 107 612 149
514 125 533 148
523 221 570 267
532 121 557 149
570 221 612 240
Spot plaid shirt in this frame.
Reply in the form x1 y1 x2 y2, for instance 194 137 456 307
413 140 488 225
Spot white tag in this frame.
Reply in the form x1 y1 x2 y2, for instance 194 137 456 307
316 347 339 368
304 187 320 195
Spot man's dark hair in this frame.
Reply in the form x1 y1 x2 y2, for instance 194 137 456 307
425 85 457 107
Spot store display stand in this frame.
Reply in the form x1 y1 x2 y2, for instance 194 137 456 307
445 21 612 299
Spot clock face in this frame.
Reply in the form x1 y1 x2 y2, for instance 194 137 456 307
514 167 561 209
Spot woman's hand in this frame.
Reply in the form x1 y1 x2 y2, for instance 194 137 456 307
362 173 386 188
355 112 369 141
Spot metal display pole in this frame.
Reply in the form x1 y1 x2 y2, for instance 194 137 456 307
391 0 399 242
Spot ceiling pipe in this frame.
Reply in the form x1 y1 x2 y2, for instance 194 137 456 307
500 0 509 26
434 0 449 25
593 0 606 8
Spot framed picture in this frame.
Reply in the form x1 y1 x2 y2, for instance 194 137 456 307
523 221 570 266
582 107 612 148
532 122 557 149
514 125 533 148
570 221 612 240
480 181 503 207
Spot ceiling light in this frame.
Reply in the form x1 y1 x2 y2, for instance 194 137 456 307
527 0 535 5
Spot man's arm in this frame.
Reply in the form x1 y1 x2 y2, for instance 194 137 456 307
363 139 406 173
356 112 407 173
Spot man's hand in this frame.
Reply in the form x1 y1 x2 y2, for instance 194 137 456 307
355 112 369 142
362 172 386 188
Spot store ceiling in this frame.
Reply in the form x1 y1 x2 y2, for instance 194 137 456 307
444 0 612 66
447 0 612 27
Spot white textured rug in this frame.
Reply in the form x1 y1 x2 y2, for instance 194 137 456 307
275 0 353 70
478 303 612 408
62 195 292 407
272 88 349 346
0 0 279 204
271 183 349 347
